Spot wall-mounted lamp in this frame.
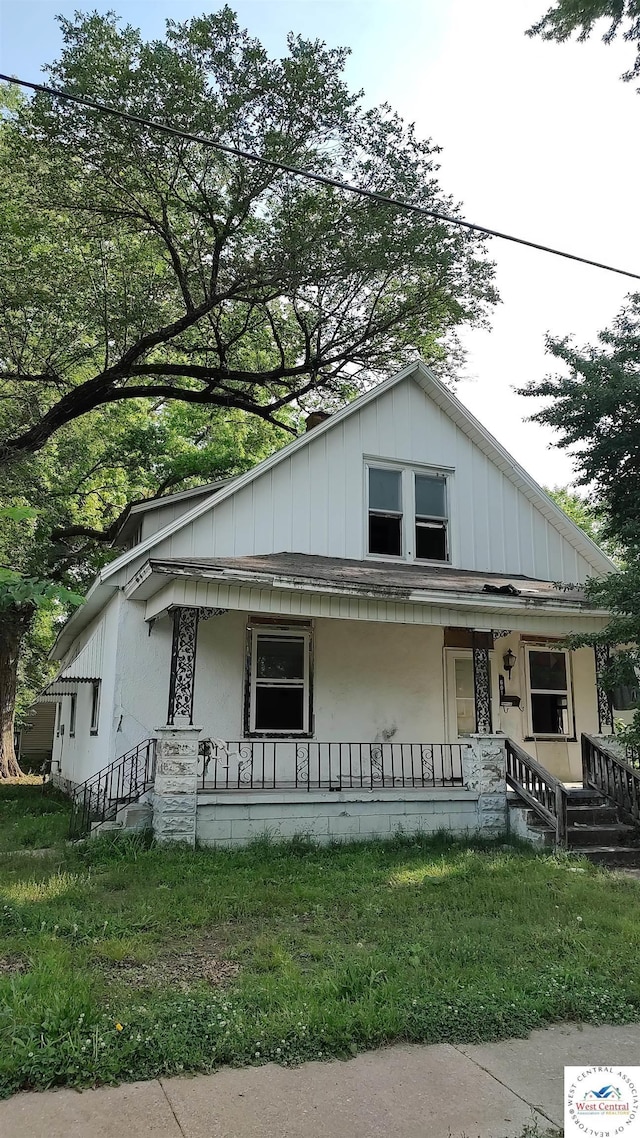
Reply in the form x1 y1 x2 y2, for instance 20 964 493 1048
503 649 517 678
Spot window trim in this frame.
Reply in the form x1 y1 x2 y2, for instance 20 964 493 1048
245 623 313 738
524 645 574 739
364 458 452 564
90 680 101 736
68 692 77 738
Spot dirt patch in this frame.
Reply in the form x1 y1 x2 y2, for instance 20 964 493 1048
97 941 239 991
0 954 29 975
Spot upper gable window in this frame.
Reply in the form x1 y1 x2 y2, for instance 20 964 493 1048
367 463 449 562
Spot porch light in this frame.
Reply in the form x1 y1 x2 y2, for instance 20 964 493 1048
503 649 517 678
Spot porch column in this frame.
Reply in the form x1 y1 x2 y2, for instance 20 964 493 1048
464 735 507 837
167 606 200 725
472 636 493 735
154 606 227 845
594 644 613 735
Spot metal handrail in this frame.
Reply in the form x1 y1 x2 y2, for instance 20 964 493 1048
582 733 640 825
68 738 156 840
505 737 568 846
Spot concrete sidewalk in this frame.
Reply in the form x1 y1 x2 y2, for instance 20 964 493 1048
1 1022 639 1138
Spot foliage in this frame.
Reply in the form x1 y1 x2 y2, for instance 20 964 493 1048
544 485 611 550
528 1 640 84
521 295 640 735
1 827 640 1096
0 7 497 464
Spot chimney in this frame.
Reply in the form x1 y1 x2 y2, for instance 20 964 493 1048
305 410 331 432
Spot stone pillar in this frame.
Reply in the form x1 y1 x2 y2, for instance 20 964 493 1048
463 734 507 836
594 644 613 735
153 719 201 846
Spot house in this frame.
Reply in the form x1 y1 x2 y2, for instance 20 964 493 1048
46 361 624 850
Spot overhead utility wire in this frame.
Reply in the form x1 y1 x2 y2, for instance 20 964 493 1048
2 71 640 282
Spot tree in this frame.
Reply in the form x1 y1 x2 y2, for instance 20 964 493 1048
520 295 640 738
528 1 640 84
545 485 613 553
0 7 497 465
0 400 292 778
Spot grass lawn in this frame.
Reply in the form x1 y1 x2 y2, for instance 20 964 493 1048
1 785 640 1099
0 781 72 853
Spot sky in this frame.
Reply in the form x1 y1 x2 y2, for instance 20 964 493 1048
1 0 638 488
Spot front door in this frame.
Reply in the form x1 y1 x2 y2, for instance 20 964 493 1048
446 650 477 740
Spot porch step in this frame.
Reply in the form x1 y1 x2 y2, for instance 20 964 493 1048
574 845 640 868
567 823 639 848
566 804 619 826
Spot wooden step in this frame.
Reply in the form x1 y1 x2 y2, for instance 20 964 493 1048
566 804 618 826
576 846 640 867
567 823 638 847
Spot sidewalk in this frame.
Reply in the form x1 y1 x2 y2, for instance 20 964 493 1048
1 1022 639 1138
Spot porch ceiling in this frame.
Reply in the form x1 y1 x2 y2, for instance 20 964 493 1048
125 553 609 635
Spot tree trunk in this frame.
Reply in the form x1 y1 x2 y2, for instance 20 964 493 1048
0 604 33 779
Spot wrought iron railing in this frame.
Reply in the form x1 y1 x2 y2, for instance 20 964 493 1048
505 737 569 846
197 739 468 792
582 733 640 825
68 738 156 840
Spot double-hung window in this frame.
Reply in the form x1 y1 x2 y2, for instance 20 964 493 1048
367 463 449 562
247 626 312 735
526 648 573 737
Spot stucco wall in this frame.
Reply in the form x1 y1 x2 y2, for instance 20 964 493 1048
196 788 480 848
58 598 601 787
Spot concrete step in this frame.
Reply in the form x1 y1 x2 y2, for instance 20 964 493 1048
576 846 640 867
567 823 638 847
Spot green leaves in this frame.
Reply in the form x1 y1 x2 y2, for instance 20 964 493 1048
0 569 84 612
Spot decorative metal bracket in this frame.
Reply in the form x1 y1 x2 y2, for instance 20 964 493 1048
473 645 493 734
594 643 613 733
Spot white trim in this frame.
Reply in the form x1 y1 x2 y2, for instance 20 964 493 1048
524 644 574 739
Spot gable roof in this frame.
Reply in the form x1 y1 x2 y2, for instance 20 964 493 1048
99 359 616 582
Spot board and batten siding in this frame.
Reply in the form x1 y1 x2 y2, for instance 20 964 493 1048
152 376 593 582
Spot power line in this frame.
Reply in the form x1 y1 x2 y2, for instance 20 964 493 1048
2 70 640 282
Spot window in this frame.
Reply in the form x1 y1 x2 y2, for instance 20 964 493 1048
526 648 572 737
368 467 402 556
68 693 77 738
367 463 449 562
446 651 477 738
415 473 448 560
90 681 101 735
247 626 312 735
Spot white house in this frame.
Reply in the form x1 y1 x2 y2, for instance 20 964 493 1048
46 362 622 849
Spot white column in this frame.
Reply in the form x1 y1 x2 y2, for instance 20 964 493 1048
153 718 202 846
463 734 507 836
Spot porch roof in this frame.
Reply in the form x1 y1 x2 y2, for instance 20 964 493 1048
135 553 588 603
124 553 608 636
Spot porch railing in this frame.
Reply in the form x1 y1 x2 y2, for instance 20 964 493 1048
198 739 468 792
582 733 640 825
68 738 156 840
505 737 569 846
